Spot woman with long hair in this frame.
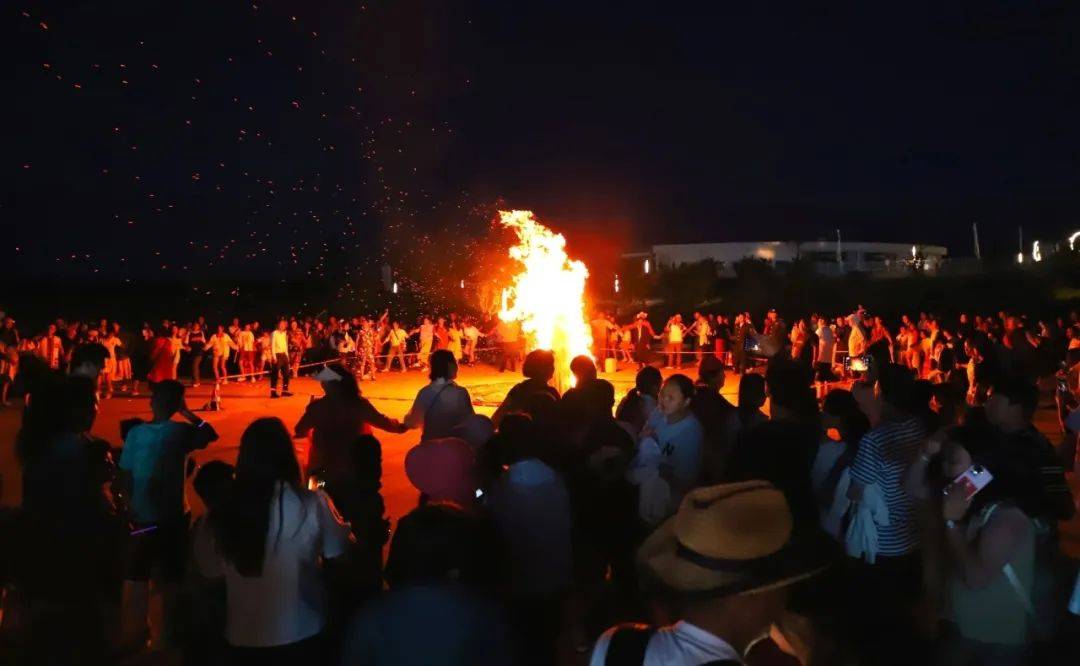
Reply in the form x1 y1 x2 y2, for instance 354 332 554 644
196 417 353 662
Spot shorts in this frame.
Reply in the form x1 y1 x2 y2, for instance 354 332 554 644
124 518 188 583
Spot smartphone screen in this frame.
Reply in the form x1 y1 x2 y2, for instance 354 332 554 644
953 464 993 501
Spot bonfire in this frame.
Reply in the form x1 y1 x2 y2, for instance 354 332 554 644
497 210 593 393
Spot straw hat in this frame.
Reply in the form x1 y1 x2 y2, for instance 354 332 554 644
637 481 828 597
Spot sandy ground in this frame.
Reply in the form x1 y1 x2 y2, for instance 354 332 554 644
1 362 1076 557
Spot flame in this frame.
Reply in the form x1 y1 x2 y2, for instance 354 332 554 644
497 210 592 392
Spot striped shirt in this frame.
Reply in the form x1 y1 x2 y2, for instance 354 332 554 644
849 417 925 557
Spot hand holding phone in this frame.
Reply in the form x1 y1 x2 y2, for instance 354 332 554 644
952 464 993 501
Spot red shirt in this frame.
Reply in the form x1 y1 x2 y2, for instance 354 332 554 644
147 336 175 382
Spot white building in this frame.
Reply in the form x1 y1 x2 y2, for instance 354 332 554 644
626 240 947 277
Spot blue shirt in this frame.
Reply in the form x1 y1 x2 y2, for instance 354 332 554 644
120 419 213 524
849 417 925 557
646 409 705 500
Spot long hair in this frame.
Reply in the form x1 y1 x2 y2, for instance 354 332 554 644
212 417 303 577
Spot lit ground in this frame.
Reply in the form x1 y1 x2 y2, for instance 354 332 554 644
0 361 1076 557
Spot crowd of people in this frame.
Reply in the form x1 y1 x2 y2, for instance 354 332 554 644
1 304 1080 665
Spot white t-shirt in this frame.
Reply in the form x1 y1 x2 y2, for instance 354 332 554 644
817 325 835 364
589 621 741 666
237 330 255 352
463 325 480 341
195 484 353 648
404 379 475 440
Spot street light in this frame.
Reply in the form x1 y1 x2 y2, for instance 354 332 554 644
392 282 399 294
643 258 651 275
614 274 620 294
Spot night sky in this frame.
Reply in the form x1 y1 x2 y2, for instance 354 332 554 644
6 2 1080 284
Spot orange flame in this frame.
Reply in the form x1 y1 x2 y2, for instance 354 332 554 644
497 210 592 393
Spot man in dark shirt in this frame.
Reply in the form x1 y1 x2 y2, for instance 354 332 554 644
694 355 736 484
294 365 406 476
987 376 1075 524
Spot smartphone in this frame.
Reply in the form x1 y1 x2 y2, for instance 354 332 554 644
844 355 871 372
744 335 762 354
952 464 993 501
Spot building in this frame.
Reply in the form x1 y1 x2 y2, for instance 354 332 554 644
624 240 947 277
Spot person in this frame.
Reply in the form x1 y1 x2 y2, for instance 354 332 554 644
491 349 560 428
147 325 176 384
717 373 767 465
195 418 353 662
207 325 237 384
413 317 435 369
936 423 1037 665
630 312 658 369
404 349 475 441
447 320 464 362
237 323 256 382
0 345 18 406
986 376 1075 525
111 321 134 394
183 460 234 664
383 321 409 373
693 355 736 483
486 418 573 666
844 364 927 661
99 325 122 398
811 389 870 540
434 316 449 352
615 365 662 438
630 374 704 524
0 315 20 349
591 312 617 364
116 380 219 649
463 318 483 365
37 322 64 370
663 314 687 369
691 312 712 365
356 318 379 380
186 322 206 387
496 317 520 373
286 320 307 377
295 363 406 474
589 481 828 666
169 325 185 381
847 308 870 359
69 339 109 395
14 376 125 664
339 503 511 666
814 315 837 390
270 318 292 398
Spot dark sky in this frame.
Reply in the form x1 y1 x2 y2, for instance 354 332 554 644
5 2 1080 283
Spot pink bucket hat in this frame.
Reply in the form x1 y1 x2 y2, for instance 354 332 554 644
404 437 476 505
